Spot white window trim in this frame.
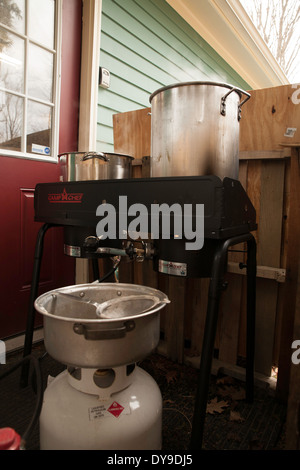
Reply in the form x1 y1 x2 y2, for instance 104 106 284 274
0 0 62 162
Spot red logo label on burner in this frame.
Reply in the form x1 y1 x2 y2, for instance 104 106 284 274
48 188 83 203
107 402 124 418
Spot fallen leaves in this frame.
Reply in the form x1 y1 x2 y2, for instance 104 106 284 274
206 374 247 423
206 397 230 414
229 410 245 422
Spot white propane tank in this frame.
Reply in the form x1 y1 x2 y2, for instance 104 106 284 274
39 365 162 450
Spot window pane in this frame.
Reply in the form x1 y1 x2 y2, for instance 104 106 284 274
28 43 53 101
0 0 25 34
0 91 23 151
28 0 55 49
0 27 24 93
26 100 52 155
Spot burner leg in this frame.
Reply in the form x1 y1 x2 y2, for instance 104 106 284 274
20 223 53 388
190 239 228 450
246 235 256 403
190 233 256 450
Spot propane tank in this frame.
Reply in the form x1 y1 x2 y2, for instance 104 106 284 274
39 364 162 450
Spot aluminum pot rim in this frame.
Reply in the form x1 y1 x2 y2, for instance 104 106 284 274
34 282 169 324
58 151 134 160
101 153 134 160
149 81 244 103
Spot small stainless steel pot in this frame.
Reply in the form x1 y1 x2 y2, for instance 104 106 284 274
58 151 134 181
34 283 169 368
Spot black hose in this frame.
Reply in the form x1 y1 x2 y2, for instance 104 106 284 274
0 354 44 448
98 258 121 283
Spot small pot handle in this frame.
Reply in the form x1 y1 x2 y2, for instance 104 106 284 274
57 151 86 158
81 152 109 162
73 320 135 340
220 87 251 120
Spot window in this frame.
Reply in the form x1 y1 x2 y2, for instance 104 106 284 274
0 0 61 160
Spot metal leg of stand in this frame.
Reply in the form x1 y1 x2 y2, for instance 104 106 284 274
245 235 256 403
190 233 256 450
20 223 53 387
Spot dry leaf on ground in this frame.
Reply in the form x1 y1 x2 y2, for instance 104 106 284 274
206 397 230 414
230 410 245 422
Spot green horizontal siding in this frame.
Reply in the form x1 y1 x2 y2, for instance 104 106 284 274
97 0 251 152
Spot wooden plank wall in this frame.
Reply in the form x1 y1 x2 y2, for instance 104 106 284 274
112 84 300 401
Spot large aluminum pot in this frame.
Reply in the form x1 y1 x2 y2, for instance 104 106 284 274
58 151 134 181
34 283 169 368
149 81 250 180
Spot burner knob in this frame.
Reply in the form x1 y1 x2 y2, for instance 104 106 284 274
83 236 100 253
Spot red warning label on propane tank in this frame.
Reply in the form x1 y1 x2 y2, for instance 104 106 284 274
88 402 130 421
107 402 124 418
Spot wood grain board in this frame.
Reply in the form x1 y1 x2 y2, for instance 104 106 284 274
240 84 300 151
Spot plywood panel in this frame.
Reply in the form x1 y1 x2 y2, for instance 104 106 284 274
240 84 300 152
277 149 300 400
113 108 151 158
286 241 300 449
186 278 209 356
218 273 243 364
254 160 285 375
257 160 285 267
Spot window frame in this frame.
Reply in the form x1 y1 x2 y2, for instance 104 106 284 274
0 0 62 162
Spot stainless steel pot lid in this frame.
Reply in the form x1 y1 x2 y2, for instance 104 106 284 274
34 283 170 323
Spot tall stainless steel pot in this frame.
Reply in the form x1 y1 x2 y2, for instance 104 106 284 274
34 283 170 368
149 81 250 180
58 151 134 181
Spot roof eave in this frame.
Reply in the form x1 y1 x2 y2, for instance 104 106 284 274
166 0 290 89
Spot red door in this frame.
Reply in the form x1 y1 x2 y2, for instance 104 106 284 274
0 0 82 339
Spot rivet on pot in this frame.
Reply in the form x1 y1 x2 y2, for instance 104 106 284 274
73 323 84 335
125 320 135 332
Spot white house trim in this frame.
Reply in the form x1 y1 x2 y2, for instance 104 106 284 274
166 0 289 89
78 0 102 151
76 0 102 284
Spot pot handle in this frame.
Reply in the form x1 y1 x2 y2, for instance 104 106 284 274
81 151 109 162
57 151 86 158
220 87 251 120
73 320 135 340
